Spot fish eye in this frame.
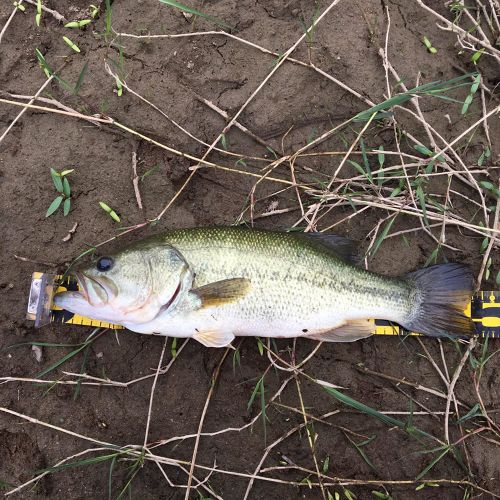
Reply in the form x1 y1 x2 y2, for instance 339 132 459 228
96 256 114 272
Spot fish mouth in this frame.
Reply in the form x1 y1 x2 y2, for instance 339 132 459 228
75 272 110 305
74 272 89 301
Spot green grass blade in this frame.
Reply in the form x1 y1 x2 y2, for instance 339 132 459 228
73 344 91 400
108 455 118 500
36 343 88 378
158 0 230 29
115 459 142 500
105 0 112 39
354 74 474 122
247 376 263 411
321 385 433 439
36 453 120 474
35 333 101 378
370 215 397 258
360 138 371 176
3 341 86 350
456 403 483 423
415 447 451 480
74 62 88 95
344 433 378 473
416 184 429 226
348 160 372 183
260 377 267 443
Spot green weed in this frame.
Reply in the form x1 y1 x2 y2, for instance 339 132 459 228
65 20 92 29
158 0 230 29
46 168 73 217
461 73 481 114
35 0 41 26
423 36 437 54
99 202 121 222
62 35 81 53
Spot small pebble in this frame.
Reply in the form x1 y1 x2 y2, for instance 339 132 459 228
32 345 43 363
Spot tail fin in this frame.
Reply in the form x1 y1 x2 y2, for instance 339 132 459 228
402 263 476 338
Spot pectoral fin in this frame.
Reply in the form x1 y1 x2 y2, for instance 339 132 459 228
307 319 375 342
193 278 251 309
193 329 235 348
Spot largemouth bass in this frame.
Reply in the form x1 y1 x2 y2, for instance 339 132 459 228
54 227 475 347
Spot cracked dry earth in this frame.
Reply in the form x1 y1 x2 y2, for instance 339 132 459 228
1 1 500 499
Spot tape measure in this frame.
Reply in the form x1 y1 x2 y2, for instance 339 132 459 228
26 272 500 338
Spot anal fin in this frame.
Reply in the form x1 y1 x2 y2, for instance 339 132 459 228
307 319 375 343
193 329 235 348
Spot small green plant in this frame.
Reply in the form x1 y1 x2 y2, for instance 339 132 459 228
415 445 454 480
415 482 440 491
63 35 81 52
104 0 112 40
248 374 268 441
89 4 99 18
461 73 481 114
471 48 485 64
477 146 491 166
299 6 321 60
159 0 230 29
46 168 73 217
232 347 241 373
99 201 121 222
423 36 437 54
108 43 126 97
35 48 87 94
256 337 264 355
115 75 123 96
479 181 500 199
372 491 393 500
65 19 92 28
13 2 25 12
140 164 161 181
369 215 397 259
35 0 42 26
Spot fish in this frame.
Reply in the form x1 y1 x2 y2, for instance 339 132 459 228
54 226 476 347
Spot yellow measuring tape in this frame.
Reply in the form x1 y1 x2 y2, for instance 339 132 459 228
27 272 499 338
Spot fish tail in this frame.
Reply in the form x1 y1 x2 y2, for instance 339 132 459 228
401 263 476 337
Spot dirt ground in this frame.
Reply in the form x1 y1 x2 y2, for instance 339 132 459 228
1 0 499 499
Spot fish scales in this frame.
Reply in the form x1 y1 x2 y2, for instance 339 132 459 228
54 226 476 346
152 227 412 335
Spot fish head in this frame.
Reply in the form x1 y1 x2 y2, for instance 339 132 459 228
54 241 193 325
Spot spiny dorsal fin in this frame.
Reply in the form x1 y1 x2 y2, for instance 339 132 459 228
307 319 375 342
193 278 251 308
301 233 357 264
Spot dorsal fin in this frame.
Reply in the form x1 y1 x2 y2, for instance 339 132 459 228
301 233 357 264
